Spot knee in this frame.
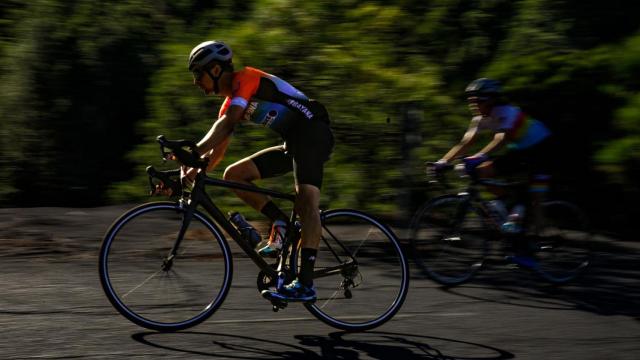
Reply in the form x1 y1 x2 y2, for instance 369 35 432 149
296 202 320 224
223 164 246 182
295 186 320 217
476 162 494 178
222 165 235 181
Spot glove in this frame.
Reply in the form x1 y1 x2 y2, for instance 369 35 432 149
426 160 449 177
433 160 449 171
463 153 489 175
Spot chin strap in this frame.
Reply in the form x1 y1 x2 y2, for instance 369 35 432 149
206 67 226 94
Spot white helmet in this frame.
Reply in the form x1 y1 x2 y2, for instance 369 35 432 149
188 40 232 71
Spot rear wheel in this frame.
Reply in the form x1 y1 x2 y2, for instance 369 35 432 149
410 195 490 286
305 209 409 331
530 201 592 284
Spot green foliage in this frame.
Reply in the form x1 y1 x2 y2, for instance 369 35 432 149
0 0 163 205
110 0 448 214
1 0 640 232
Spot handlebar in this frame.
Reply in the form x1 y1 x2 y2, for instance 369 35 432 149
144 135 211 197
146 166 182 196
425 161 454 171
157 135 208 169
425 161 456 185
425 159 525 188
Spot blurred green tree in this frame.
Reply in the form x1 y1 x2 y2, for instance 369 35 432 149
0 0 639 236
0 0 164 205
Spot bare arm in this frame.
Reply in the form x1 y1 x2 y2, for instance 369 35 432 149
204 136 231 172
440 124 479 162
182 105 245 182
196 105 245 154
474 132 507 157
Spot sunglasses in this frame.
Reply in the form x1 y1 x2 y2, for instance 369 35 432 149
467 96 491 104
192 68 205 81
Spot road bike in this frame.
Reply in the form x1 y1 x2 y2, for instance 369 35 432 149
409 161 592 286
99 136 409 332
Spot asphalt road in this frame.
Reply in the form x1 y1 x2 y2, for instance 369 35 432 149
1 206 639 359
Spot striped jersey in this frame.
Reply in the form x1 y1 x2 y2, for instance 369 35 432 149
472 105 551 149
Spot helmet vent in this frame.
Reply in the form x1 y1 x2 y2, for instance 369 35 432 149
193 48 212 63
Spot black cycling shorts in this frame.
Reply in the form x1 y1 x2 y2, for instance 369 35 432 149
250 119 334 189
493 137 554 178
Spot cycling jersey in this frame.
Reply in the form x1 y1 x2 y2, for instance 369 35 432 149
217 67 333 188
218 67 325 136
493 137 554 179
472 105 551 150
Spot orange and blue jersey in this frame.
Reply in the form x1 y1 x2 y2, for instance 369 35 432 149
475 105 551 150
219 67 318 136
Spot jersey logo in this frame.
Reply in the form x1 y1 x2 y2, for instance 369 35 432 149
286 99 314 119
263 110 279 127
244 101 258 121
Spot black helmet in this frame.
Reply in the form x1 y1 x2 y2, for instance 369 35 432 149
465 78 502 98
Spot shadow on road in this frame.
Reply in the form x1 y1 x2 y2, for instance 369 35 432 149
414 245 640 321
131 331 514 359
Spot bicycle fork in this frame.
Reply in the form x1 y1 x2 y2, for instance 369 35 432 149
445 193 474 241
162 199 195 272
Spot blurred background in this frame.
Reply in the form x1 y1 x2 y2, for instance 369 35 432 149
0 0 638 238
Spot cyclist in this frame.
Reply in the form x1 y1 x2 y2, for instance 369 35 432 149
181 40 333 302
433 78 553 238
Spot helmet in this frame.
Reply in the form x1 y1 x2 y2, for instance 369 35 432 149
188 40 233 71
465 78 501 98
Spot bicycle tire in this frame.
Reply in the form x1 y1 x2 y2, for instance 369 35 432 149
409 195 490 286
99 201 233 332
530 200 592 284
304 209 409 331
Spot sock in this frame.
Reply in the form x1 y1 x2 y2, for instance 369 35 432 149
299 248 318 287
260 201 288 223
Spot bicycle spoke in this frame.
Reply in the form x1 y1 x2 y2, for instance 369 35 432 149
99 202 232 331
318 280 344 309
410 196 488 285
122 268 164 299
351 227 377 257
305 209 408 331
532 201 592 283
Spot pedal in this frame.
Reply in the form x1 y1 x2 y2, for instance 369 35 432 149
344 289 352 299
261 290 288 310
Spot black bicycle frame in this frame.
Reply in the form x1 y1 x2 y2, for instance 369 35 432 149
161 170 357 283
170 173 297 279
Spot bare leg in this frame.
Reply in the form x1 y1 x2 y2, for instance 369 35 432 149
223 158 271 211
476 161 506 198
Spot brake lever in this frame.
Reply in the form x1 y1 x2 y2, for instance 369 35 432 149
155 135 207 169
146 166 182 196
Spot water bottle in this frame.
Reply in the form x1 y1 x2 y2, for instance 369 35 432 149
229 212 262 248
502 204 525 234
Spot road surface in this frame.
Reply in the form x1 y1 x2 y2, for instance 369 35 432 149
1 206 638 359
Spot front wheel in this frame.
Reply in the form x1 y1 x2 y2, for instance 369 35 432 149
304 209 410 331
99 201 233 332
529 200 592 284
409 195 490 286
